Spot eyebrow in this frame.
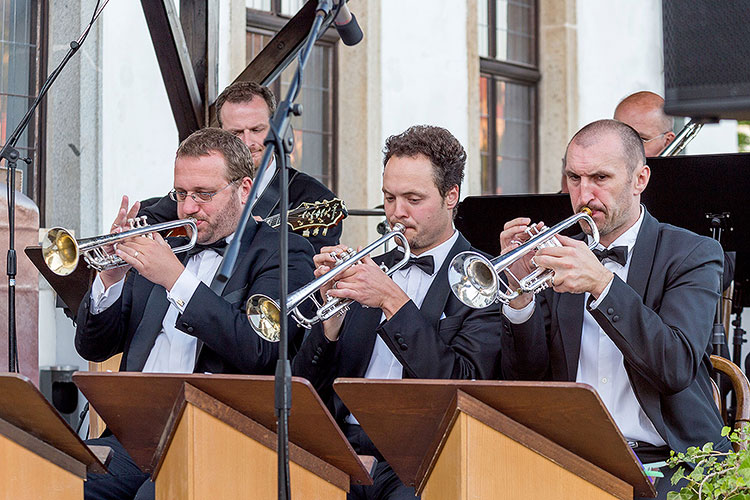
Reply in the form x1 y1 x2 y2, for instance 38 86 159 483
382 189 426 197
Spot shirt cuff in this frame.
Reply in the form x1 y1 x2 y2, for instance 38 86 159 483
502 298 536 324
588 276 615 310
90 274 125 314
167 268 201 313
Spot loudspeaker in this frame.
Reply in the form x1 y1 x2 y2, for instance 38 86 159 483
662 0 750 120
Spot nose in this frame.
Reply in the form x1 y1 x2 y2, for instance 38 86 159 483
181 195 201 216
391 198 410 221
241 130 257 150
578 178 597 207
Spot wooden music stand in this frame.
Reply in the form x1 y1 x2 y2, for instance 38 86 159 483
0 373 105 499
74 372 373 500
25 245 94 314
335 379 657 500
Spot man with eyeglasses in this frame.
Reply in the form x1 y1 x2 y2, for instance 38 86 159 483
75 128 315 500
562 91 677 193
614 91 676 157
140 80 341 253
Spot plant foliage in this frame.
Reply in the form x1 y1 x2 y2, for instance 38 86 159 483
667 425 750 500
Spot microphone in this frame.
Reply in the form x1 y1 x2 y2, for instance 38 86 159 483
334 2 363 46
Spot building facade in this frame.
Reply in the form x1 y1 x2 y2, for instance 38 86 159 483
9 0 739 389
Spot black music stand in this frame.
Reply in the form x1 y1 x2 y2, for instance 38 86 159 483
643 153 750 306
455 193 573 256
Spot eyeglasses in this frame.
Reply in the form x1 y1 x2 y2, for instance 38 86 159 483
640 132 668 144
169 180 238 204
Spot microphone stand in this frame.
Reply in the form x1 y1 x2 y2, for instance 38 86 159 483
708 213 729 384
3 0 108 371
214 2 341 498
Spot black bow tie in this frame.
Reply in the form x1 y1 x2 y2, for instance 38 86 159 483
187 238 228 257
395 251 434 275
592 246 628 266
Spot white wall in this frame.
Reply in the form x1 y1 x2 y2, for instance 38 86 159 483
576 0 738 155
576 0 665 127
379 0 471 193
101 1 178 233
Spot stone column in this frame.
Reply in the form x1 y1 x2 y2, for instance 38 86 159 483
538 0 578 193
336 0 383 247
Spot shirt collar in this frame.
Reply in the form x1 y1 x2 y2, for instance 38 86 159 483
587 205 645 255
399 229 459 276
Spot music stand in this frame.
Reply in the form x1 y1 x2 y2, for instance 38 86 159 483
455 193 574 256
642 153 750 307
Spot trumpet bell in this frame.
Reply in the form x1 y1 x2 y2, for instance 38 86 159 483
41 228 80 276
448 251 498 309
246 294 281 342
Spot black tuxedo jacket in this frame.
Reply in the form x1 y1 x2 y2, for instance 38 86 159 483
292 232 503 426
138 167 340 253
500 209 728 453
75 222 315 374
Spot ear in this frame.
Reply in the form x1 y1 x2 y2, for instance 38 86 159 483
633 163 650 195
663 131 676 148
238 177 253 205
444 184 460 211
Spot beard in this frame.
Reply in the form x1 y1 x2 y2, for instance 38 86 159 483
191 191 241 244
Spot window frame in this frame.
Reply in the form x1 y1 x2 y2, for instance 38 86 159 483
479 0 540 195
0 0 47 217
246 3 339 191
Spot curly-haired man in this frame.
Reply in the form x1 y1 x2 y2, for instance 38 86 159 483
292 125 502 499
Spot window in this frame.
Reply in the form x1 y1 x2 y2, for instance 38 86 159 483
246 1 336 190
0 0 44 203
478 0 539 194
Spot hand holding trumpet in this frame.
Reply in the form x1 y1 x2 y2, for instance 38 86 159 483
100 195 141 288
101 195 186 291
499 217 544 310
314 244 409 341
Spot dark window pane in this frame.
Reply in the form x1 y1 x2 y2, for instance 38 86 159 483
0 0 38 199
478 0 489 58
246 25 335 189
246 0 272 12
495 80 532 194
494 0 535 65
280 0 305 16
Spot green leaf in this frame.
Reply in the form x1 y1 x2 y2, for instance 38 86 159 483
688 466 704 482
671 466 685 485
723 426 732 437
702 442 714 453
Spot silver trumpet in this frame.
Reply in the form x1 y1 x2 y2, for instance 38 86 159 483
246 223 410 342
41 217 198 276
448 208 599 308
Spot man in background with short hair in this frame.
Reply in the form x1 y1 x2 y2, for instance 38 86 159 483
141 81 341 252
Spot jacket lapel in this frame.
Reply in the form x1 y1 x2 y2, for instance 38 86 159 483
342 304 387 378
557 232 587 380
126 283 170 371
420 234 471 326
626 209 657 300
558 292 585 381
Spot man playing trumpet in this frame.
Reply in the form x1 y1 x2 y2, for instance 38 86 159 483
499 119 727 500
76 128 314 500
293 125 502 499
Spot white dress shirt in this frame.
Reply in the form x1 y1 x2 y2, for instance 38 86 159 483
503 208 665 445
250 158 277 208
345 230 459 425
90 233 235 373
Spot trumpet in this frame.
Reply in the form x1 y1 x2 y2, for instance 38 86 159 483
448 208 599 308
246 223 410 342
41 217 198 276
